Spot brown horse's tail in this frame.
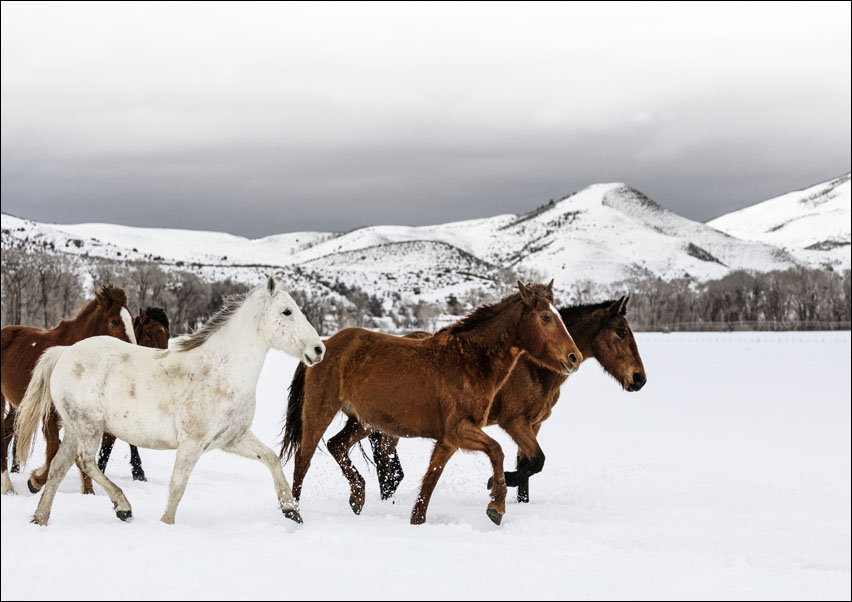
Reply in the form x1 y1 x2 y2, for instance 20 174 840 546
279 362 307 462
14 346 65 467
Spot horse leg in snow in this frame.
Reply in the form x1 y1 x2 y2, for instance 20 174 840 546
410 441 458 525
448 419 507 525
223 430 301 523
1 395 14 493
327 416 371 515
31 433 79 526
74 433 133 521
129 445 146 482
97 432 117 474
161 441 204 524
487 418 544 503
369 431 404 500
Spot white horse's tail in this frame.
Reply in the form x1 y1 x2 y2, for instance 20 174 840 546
14 346 65 467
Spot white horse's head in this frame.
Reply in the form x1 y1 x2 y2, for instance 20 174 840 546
260 276 325 366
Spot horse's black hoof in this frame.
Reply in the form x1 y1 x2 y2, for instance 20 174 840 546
349 495 363 515
132 471 147 482
116 509 133 522
486 508 503 526
283 508 303 524
486 476 493 489
10 464 20 474
27 479 41 494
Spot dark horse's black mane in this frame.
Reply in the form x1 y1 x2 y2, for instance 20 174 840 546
558 300 619 322
143 307 170 329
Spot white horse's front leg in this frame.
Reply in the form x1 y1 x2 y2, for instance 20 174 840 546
161 441 204 525
223 430 302 524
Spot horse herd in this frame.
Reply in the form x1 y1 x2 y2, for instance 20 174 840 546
1 277 646 527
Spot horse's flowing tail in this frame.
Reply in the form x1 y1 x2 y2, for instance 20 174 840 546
14 346 65 466
279 362 306 462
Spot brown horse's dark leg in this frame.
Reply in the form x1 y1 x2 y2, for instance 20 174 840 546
97 432 117 474
1 395 13 493
369 432 404 500
516 422 544 503
410 441 457 525
129 445 146 481
291 404 339 502
327 416 371 514
448 420 507 525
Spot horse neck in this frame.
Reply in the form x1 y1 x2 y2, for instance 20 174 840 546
53 300 102 344
560 310 601 362
189 295 270 385
454 303 525 388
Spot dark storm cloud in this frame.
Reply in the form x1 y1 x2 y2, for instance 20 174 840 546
1 2 850 237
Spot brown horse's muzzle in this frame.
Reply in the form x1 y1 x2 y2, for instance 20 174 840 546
560 351 582 375
626 371 646 392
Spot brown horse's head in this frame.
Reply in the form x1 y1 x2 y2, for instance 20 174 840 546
93 285 136 344
134 307 170 349
515 280 582 376
574 296 646 391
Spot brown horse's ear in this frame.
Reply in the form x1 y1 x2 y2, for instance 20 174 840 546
267 276 276 295
546 279 554 293
96 290 109 309
517 281 534 306
133 316 141 328
611 296 629 316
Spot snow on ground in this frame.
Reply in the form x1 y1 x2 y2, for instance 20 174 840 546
2 332 850 600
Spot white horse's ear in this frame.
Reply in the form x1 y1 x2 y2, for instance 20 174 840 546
267 276 276 295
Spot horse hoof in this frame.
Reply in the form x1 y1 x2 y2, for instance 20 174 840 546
486 476 493 489
349 495 363 515
115 509 133 522
10 464 20 474
283 508 303 524
410 514 426 525
486 508 503 526
132 471 147 482
30 515 48 526
27 479 42 494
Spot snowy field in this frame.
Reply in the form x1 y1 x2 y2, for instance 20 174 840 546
2 332 850 600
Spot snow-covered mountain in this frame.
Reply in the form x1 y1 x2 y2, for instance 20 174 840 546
708 173 851 269
3 177 846 306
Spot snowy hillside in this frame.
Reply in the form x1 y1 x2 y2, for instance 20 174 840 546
2 177 837 307
708 173 851 269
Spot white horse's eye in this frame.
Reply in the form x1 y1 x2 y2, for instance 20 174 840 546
283 309 292 316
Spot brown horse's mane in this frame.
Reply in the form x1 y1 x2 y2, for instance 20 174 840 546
439 284 552 336
558 300 619 322
143 307 169 329
54 284 128 328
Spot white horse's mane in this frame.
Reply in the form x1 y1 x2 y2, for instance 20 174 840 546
174 290 252 352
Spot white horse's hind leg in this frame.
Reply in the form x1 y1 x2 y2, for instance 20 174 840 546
161 441 203 525
1 470 13 495
32 434 78 525
76 454 133 521
223 430 302 524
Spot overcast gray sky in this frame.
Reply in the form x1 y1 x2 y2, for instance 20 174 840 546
2 1 850 237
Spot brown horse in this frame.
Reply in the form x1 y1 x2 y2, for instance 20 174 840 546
370 296 646 503
1 285 136 495
280 281 582 525
97 307 171 481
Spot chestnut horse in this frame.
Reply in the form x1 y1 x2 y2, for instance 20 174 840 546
280 281 582 525
370 296 646 503
1 285 136 495
97 307 171 481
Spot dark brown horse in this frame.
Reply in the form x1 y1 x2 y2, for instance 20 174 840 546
1 285 136 495
280 281 582 525
370 296 646 503
97 307 171 481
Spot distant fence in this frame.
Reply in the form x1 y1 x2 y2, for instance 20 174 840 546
637 321 852 332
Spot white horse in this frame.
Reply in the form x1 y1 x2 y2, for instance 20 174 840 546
15 277 325 526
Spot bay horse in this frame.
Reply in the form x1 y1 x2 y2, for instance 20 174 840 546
97 307 171 481
1 285 136 496
14 277 324 526
280 281 582 525
370 297 647 503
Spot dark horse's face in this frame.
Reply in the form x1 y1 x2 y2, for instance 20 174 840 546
516 281 582 376
590 297 646 391
94 285 136 344
134 308 170 349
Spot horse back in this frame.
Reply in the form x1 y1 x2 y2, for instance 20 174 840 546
0 325 60 405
